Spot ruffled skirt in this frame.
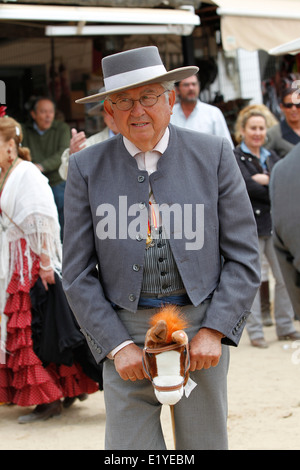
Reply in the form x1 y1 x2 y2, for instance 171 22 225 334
0 240 98 406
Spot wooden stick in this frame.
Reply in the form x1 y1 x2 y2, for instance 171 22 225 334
170 404 176 449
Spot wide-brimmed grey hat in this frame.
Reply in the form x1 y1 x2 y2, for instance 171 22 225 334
76 46 198 104
87 87 105 116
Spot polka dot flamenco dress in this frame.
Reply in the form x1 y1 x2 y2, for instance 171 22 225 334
0 239 99 408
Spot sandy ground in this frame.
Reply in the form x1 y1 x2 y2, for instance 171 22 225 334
1 319 300 451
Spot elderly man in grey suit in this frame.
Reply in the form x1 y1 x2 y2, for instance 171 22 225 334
270 142 300 319
62 46 260 450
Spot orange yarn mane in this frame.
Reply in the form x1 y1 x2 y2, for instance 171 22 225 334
149 305 189 344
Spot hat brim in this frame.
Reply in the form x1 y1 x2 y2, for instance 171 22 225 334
76 66 198 104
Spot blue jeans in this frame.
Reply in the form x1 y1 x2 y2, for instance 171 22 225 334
51 181 66 241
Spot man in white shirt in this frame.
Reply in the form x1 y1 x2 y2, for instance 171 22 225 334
171 75 233 147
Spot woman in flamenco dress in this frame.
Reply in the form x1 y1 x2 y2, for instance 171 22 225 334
0 116 99 423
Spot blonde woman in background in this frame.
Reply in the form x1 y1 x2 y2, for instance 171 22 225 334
234 105 300 348
235 104 278 327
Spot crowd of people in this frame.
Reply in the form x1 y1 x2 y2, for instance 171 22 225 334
0 45 299 450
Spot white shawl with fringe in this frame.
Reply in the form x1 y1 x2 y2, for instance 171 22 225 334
0 161 62 363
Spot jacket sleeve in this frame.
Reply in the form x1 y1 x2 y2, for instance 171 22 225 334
270 161 300 318
62 153 132 363
266 125 294 158
272 228 300 319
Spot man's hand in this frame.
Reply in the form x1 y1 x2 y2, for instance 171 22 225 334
114 343 148 382
189 328 224 371
69 128 87 155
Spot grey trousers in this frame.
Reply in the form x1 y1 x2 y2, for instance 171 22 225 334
246 236 296 340
103 302 230 450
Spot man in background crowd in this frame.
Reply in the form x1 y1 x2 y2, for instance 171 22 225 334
266 87 300 157
171 74 233 146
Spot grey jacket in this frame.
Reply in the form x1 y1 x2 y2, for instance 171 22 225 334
270 142 300 318
62 125 260 363
266 122 294 158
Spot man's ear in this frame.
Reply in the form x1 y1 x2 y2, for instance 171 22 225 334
104 99 114 117
169 89 176 112
30 110 36 121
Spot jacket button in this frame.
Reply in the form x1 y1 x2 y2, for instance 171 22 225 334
132 264 140 271
255 209 261 215
136 234 143 241
157 242 165 248
139 202 146 209
129 294 136 302
138 175 145 183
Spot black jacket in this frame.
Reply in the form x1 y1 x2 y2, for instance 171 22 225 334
234 145 280 237
30 272 103 388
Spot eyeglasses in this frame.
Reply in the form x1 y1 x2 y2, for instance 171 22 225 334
109 90 170 111
282 102 300 109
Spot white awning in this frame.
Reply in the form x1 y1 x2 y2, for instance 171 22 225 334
269 37 300 56
0 3 200 36
206 0 300 52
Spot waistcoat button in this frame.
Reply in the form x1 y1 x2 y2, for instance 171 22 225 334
132 264 140 271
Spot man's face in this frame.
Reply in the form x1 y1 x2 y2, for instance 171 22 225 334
280 93 300 127
31 99 55 131
104 84 175 152
177 76 200 103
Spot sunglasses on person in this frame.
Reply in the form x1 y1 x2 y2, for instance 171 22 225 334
282 102 300 109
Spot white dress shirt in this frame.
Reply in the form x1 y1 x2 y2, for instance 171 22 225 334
171 100 233 147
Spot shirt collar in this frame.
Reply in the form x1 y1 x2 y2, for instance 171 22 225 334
241 141 270 169
33 122 46 135
241 141 270 157
123 127 170 157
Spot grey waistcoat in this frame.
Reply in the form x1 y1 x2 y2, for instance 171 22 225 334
141 228 184 295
